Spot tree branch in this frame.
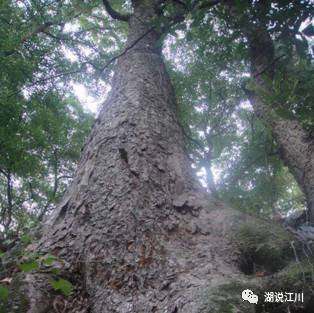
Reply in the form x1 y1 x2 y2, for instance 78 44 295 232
2 10 82 57
4 171 13 232
0 168 8 178
57 175 73 182
154 0 168 15
102 0 131 21
2 21 56 57
99 26 155 72
6 66 85 99
172 0 188 9
177 122 204 151
229 150 279 186
192 0 221 11
253 54 285 78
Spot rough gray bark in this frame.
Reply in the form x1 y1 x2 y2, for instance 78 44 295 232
6 2 241 312
7 2 235 312
4 1 303 313
244 24 314 224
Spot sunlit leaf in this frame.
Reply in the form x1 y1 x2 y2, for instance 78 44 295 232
49 278 74 296
19 261 39 272
0 285 9 301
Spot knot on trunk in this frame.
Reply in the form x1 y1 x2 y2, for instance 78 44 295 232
172 192 208 216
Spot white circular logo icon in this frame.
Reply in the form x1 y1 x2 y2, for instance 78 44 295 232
242 289 259 304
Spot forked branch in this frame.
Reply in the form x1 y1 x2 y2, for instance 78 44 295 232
102 0 131 21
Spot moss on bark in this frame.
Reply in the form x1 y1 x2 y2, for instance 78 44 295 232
2 273 30 313
234 220 293 274
257 260 314 312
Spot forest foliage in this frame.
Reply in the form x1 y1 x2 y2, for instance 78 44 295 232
0 0 313 242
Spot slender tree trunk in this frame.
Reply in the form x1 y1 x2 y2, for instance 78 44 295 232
244 25 314 224
1 170 13 233
205 164 217 194
203 153 217 194
203 132 217 194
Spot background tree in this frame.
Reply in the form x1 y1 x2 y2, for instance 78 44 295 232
220 0 314 221
165 0 313 219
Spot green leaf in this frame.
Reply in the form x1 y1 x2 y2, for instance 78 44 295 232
50 268 60 275
42 255 57 267
275 108 294 120
20 235 32 245
19 260 39 272
0 285 9 301
49 278 74 296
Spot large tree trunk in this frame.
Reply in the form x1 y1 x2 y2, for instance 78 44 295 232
4 2 304 313
244 25 314 224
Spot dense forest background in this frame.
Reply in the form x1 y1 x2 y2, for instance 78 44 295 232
0 0 314 312
1 0 313 240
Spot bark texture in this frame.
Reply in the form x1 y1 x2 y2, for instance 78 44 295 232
7 2 243 312
3 1 303 313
